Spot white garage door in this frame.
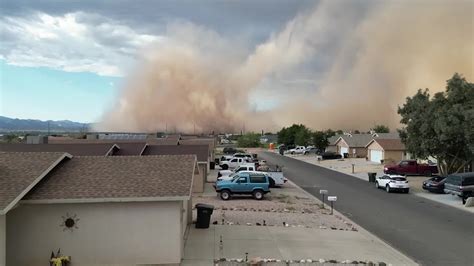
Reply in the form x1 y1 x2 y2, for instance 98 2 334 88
370 150 383 163
340 147 348 156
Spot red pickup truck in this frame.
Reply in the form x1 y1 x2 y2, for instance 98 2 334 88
384 160 438 176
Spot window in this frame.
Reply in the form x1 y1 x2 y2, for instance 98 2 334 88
446 175 462 186
238 176 247 183
250 174 266 183
400 161 408 166
231 159 237 162
408 161 416 166
462 176 474 186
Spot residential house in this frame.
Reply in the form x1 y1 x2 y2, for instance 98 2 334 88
366 138 410 163
334 134 374 158
1 152 197 265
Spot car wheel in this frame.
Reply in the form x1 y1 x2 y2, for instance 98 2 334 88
253 190 264 200
221 164 228 170
424 171 432 177
405 189 410 194
386 185 391 193
375 181 379 189
220 190 231 200
269 178 276 188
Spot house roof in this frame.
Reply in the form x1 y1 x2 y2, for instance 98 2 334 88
113 142 147 156
178 138 216 150
366 138 406 151
23 155 197 203
0 143 117 156
0 152 71 214
47 137 179 145
372 133 400 139
142 145 209 162
328 135 343 145
336 134 375 148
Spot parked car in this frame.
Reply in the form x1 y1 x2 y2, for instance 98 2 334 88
219 157 251 170
214 172 270 200
422 176 446 193
223 147 238 154
288 146 306 154
217 165 287 187
233 153 253 160
384 160 438 176
375 174 410 193
304 147 322 155
319 152 342 160
443 172 474 204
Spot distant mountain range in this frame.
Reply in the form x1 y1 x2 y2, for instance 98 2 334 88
0 116 89 132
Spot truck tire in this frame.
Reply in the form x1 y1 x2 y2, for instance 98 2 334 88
221 164 229 170
220 190 231 200
269 178 275 188
253 190 264 200
375 181 379 189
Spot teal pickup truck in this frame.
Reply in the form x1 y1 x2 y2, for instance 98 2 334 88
214 171 270 200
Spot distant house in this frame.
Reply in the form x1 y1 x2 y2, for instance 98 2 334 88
1 152 197 265
326 135 343 152
366 138 409 163
334 134 374 158
260 134 278 144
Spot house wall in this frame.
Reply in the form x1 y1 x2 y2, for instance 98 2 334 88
192 163 207 193
336 140 349 154
326 145 337 152
7 201 183 266
0 215 5 266
351 147 368 158
384 150 404 163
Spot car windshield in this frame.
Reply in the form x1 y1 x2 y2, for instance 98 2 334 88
391 177 406 181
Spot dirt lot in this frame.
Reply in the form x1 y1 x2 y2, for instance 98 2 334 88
192 182 357 231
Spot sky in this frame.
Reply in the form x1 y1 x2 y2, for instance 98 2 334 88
0 0 314 123
0 0 472 132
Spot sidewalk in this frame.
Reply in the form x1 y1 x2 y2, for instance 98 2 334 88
183 225 416 265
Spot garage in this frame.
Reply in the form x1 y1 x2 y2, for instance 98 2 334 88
340 147 348 156
366 139 406 164
369 149 383 163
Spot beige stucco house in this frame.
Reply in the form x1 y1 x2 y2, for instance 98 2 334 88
1 152 197 266
334 134 374 158
366 138 409 163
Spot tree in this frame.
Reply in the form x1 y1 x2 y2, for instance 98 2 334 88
373 124 390 133
237 133 261 147
277 124 310 146
398 73 474 175
295 126 311 146
325 129 336 137
312 131 329 150
354 130 361 134
335 129 343 135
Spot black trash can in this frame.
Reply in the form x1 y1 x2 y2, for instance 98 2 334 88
368 172 376 183
195 203 214 228
343 153 349 158
210 161 215 170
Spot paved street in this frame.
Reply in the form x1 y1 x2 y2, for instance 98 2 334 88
259 152 474 266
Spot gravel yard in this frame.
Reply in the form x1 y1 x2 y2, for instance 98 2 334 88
192 182 356 231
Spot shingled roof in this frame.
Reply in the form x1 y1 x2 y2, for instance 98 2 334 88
0 143 117 156
142 145 209 162
113 142 147 156
366 138 406 150
23 155 197 203
0 152 71 214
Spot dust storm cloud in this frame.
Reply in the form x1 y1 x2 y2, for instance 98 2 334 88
97 0 473 133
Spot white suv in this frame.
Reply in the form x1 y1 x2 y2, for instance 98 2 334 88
375 174 410 193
